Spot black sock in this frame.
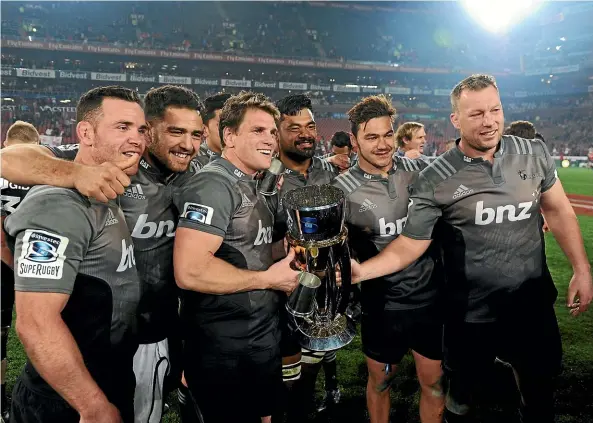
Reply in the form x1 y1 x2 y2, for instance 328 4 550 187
323 359 338 392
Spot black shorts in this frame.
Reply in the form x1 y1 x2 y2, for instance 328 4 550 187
10 378 135 423
10 379 79 423
1 261 15 327
184 347 282 423
362 305 443 364
443 305 562 418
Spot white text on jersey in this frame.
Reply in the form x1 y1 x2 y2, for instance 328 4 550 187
131 214 176 239
117 239 136 272
474 201 533 225
254 220 273 245
379 217 408 237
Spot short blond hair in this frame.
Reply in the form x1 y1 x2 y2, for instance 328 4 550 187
395 122 424 148
5 121 40 145
450 74 498 112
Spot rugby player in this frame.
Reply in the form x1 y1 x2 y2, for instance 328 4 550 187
4 86 146 423
172 91 300 423
332 95 444 423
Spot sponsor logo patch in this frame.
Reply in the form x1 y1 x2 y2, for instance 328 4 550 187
18 230 69 279
182 203 214 225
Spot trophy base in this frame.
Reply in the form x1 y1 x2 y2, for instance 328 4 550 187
293 314 357 352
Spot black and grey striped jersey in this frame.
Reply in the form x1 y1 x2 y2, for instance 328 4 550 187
332 157 442 310
46 144 184 343
402 136 558 322
173 158 282 354
4 186 140 412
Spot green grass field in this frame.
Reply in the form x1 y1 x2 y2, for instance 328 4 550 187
4 168 592 422
557 167 593 196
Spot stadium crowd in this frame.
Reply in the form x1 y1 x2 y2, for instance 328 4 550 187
3 2 592 71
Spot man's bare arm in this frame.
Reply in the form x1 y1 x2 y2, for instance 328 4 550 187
174 228 299 294
1 145 75 187
541 180 592 314
541 181 590 273
353 235 432 283
0 144 132 203
15 291 116 418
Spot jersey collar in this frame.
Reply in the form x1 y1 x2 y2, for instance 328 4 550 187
450 136 506 164
199 142 220 159
349 162 395 181
283 157 316 176
216 158 256 181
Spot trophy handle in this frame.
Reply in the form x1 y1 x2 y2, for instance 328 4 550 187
335 240 352 316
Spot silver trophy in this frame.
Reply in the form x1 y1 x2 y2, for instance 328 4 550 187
283 184 355 351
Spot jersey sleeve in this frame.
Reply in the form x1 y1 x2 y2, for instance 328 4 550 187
44 143 79 160
5 192 93 294
173 173 238 238
538 140 558 192
401 173 442 240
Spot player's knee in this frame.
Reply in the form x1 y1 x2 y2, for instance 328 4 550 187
417 369 444 398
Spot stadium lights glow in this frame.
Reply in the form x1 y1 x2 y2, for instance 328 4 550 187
560 37 566 41
556 45 562 51
461 0 541 33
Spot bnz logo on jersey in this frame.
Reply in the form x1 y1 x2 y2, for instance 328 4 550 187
18 230 69 279
182 202 213 225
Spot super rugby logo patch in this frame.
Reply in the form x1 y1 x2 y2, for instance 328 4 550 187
182 202 213 225
18 230 69 279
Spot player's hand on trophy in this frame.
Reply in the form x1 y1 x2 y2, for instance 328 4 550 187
265 248 301 293
350 259 362 284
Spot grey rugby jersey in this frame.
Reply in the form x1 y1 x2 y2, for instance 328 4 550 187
47 144 182 343
173 158 281 353
332 157 441 310
402 136 558 322
4 186 140 411
190 142 220 171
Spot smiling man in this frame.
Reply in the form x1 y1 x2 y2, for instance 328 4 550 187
172 91 300 423
272 94 344 420
351 74 592 423
4 86 146 423
0 85 205 423
333 95 444 423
